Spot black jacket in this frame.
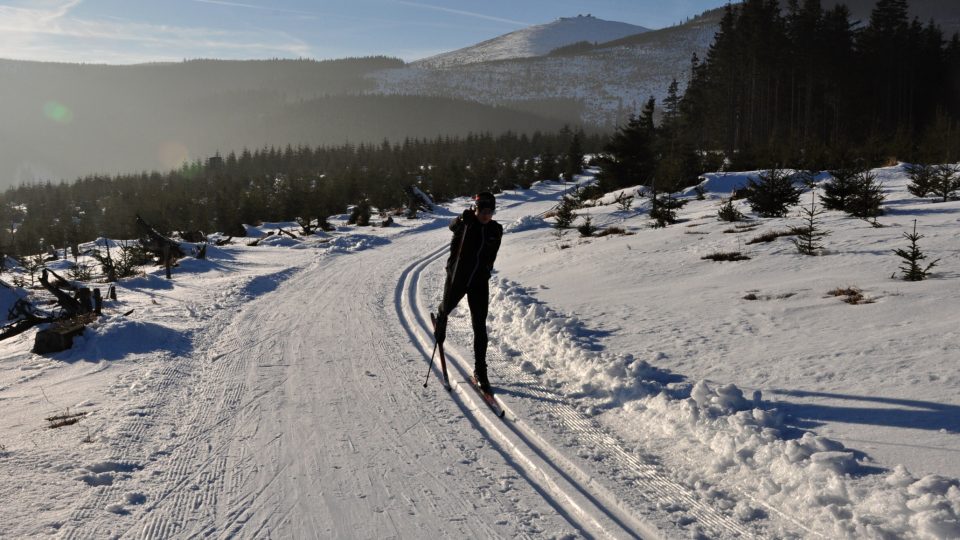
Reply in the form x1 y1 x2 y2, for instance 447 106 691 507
446 210 503 288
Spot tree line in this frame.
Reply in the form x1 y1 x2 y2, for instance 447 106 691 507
0 129 597 258
599 0 960 196
685 0 960 169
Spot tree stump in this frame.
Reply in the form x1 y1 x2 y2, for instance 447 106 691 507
33 316 92 354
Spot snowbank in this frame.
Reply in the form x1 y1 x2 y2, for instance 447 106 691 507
490 275 960 538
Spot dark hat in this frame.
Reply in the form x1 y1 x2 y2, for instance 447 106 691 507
474 191 496 210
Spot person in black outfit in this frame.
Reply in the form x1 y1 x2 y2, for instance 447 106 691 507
434 192 504 392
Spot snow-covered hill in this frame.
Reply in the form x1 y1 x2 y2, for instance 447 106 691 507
414 14 649 69
371 12 719 126
2 163 959 538
374 0 960 127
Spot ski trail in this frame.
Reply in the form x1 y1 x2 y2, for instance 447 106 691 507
397 245 661 539
396 234 820 538
67 240 581 539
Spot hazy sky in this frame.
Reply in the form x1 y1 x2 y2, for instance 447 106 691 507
0 0 731 64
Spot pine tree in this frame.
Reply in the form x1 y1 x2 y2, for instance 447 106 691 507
597 97 657 191
577 216 597 237
563 129 585 181
894 219 939 281
846 169 885 218
906 163 937 198
717 198 745 222
792 190 829 255
649 195 687 228
821 166 858 211
930 164 960 202
553 196 577 229
745 168 803 217
538 152 559 181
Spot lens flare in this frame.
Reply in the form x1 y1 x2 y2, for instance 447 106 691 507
158 141 190 171
42 101 73 123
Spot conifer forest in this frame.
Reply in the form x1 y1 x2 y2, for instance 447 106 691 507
1 0 957 258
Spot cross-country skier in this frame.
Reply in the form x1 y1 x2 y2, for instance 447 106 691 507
434 192 504 392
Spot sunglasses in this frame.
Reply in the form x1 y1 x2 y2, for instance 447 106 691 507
476 207 495 215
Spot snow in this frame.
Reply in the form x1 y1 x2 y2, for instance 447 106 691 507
414 15 649 68
370 15 717 126
1 164 960 538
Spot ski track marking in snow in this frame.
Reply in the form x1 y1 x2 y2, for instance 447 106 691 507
398 241 777 539
3 170 960 538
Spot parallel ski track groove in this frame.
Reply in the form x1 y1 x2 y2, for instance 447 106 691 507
413 232 816 539
398 245 655 539
399 236 817 539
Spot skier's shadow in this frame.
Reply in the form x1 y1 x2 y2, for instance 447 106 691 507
770 388 960 434
496 382 566 405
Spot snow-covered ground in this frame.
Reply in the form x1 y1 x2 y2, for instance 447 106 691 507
1 164 958 538
369 17 715 127
414 15 649 68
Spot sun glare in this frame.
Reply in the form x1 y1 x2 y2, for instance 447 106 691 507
42 101 74 123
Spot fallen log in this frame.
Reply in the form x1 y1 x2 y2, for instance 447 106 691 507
136 215 185 262
40 269 84 317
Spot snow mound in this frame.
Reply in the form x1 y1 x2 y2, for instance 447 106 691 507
691 169 832 196
0 279 27 319
504 215 549 233
489 278 673 404
317 234 390 254
489 271 960 537
243 221 301 237
588 186 645 207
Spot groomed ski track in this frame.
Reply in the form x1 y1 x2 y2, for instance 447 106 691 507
399 242 775 540
48 194 808 538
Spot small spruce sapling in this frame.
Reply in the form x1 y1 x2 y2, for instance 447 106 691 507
615 191 633 212
821 167 858 211
906 163 937 198
650 195 687 228
893 219 939 281
67 261 93 282
930 164 960 202
846 169 885 219
577 216 597 237
792 190 830 255
22 253 44 287
553 196 577 229
745 168 802 217
717 197 745 222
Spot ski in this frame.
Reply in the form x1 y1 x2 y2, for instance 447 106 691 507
429 313 452 391
468 375 506 418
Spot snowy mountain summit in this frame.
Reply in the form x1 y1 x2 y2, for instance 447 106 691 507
414 14 649 68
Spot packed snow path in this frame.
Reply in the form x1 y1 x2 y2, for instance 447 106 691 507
401 245 778 539
52 230 594 538
8 168 959 538
43 214 777 539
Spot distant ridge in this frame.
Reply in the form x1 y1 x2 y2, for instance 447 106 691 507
414 15 649 68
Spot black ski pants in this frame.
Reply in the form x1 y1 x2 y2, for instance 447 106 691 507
435 278 489 375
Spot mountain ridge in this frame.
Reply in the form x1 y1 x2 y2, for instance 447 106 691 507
413 14 649 68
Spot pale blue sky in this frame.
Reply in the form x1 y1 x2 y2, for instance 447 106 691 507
0 0 731 64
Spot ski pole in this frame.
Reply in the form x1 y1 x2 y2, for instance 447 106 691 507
423 340 439 387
